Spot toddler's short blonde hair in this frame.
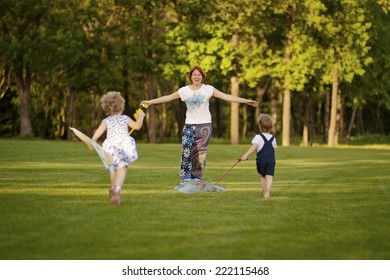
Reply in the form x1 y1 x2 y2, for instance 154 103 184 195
257 114 274 133
100 91 125 115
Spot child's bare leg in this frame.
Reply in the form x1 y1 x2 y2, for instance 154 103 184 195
260 176 268 199
115 167 128 190
108 168 127 205
265 175 273 199
110 169 117 188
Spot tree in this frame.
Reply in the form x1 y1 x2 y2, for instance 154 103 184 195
321 0 372 147
347 0 390 135
1 0 389 141
0 0 55 136
263 0 327 146
162 0 237 141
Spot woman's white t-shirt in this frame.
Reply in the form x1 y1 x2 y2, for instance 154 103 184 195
251 133 277 153
178 84 214 124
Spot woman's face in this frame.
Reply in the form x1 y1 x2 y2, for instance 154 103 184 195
191 70 203 84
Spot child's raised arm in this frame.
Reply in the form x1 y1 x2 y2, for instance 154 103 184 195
128 110 145 131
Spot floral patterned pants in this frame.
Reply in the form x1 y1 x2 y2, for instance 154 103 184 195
180 123 212 181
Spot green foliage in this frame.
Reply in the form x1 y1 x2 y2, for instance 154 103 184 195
0 0 389 139
0 0 50 71
321 0 372 83
0 139 389 259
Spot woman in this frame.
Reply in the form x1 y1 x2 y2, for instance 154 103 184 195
141 66 258 182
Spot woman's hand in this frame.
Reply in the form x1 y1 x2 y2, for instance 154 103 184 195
140 101 151 109
247 100 259 107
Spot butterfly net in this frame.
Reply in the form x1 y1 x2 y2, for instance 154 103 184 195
69 127 114 173
175 179 225 194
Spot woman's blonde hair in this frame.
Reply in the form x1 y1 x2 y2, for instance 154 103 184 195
100 91 125 115
257 114 274 133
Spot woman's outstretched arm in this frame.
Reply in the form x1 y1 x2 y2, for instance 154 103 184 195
213 88 258 107
141 91 180 108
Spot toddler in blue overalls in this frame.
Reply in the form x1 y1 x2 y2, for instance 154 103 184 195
240 114 277 200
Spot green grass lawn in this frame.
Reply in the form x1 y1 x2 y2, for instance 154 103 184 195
0 138 389 260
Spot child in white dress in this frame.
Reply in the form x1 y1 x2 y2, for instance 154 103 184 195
92 91 145 205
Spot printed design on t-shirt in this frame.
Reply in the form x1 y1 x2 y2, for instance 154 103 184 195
186 92 204 109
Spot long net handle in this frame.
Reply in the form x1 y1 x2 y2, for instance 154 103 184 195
215 159 241 185
128 127 135 136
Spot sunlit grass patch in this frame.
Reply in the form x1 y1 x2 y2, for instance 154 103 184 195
0 139 389 260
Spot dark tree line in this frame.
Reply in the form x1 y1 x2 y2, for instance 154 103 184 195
1 0 389 146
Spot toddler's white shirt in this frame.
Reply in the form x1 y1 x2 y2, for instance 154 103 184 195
251 133 277 153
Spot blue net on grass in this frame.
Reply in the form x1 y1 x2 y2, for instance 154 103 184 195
175 179 225 194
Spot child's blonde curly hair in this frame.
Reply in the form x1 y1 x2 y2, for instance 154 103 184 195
100 91 125 115
257 114 274 133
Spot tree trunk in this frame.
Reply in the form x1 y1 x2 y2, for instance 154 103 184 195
323 88 330 143
375 97 382 133
67 87 75 141
39 87 50 138
253 78 271 131
158 102 166 142
271 82 278 134
122 65 130 114
91 93 100 135
242 106 247 139
145 71 156 143
15 68 32 136
156 86 166 142
282 86 291 146
281 4 296 146
357 108 364 135
328 68 339 147
335 90 343 145
346 105 357 144
255 78 270 115
230 75 240 145
303 89 311 146
282 37 292 146
230 32 240 145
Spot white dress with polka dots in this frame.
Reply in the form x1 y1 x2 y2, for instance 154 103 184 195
102 114 138 169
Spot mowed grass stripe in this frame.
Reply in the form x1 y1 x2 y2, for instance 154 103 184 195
0 139 389 259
